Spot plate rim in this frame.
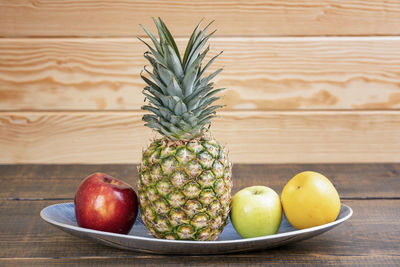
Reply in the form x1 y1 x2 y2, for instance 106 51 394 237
40 202 353 245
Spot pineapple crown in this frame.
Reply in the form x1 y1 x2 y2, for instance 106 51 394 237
139 18 224 141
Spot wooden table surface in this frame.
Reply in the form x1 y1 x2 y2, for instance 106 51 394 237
1 164 399 266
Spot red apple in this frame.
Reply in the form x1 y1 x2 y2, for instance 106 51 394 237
74 172 138 234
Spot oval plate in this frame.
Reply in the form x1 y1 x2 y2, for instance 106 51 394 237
40 202 352 254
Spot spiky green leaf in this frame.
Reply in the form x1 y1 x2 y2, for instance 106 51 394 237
139 19 225 140
182 20 203 67
158 18 181 63
140 24 163 54
173 100 188 115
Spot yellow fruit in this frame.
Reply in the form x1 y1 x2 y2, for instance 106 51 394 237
281 171 340 229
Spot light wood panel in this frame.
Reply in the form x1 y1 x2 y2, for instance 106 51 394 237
1 111 400 164
1 37 400 111
1 1 400 37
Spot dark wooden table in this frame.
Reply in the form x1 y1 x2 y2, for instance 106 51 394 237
1 164 400 266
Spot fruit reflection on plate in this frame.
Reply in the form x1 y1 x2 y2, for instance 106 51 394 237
40 202 352 255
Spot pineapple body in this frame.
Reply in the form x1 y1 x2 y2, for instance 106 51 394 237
138 136 232 240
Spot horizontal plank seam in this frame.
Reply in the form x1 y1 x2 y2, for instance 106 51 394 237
4 34 400 39
2 110 400 115
2 36 400 42
2 109 400 113
2 163 400 166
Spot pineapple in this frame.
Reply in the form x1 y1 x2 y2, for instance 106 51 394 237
138 18 232 241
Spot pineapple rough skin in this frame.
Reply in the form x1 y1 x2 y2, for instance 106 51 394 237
138 136 232 240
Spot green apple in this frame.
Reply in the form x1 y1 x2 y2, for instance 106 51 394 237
230 186 282 238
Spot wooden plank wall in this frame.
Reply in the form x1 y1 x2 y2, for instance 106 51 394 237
1 0 400 164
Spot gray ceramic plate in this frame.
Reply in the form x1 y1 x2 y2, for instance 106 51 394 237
40 202 352 254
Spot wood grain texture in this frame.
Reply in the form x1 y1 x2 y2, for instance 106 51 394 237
1 164 399 265
1 164 399 199
1 199 399 265
1 1 400 37
1 37 400 111
1 111 400 164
